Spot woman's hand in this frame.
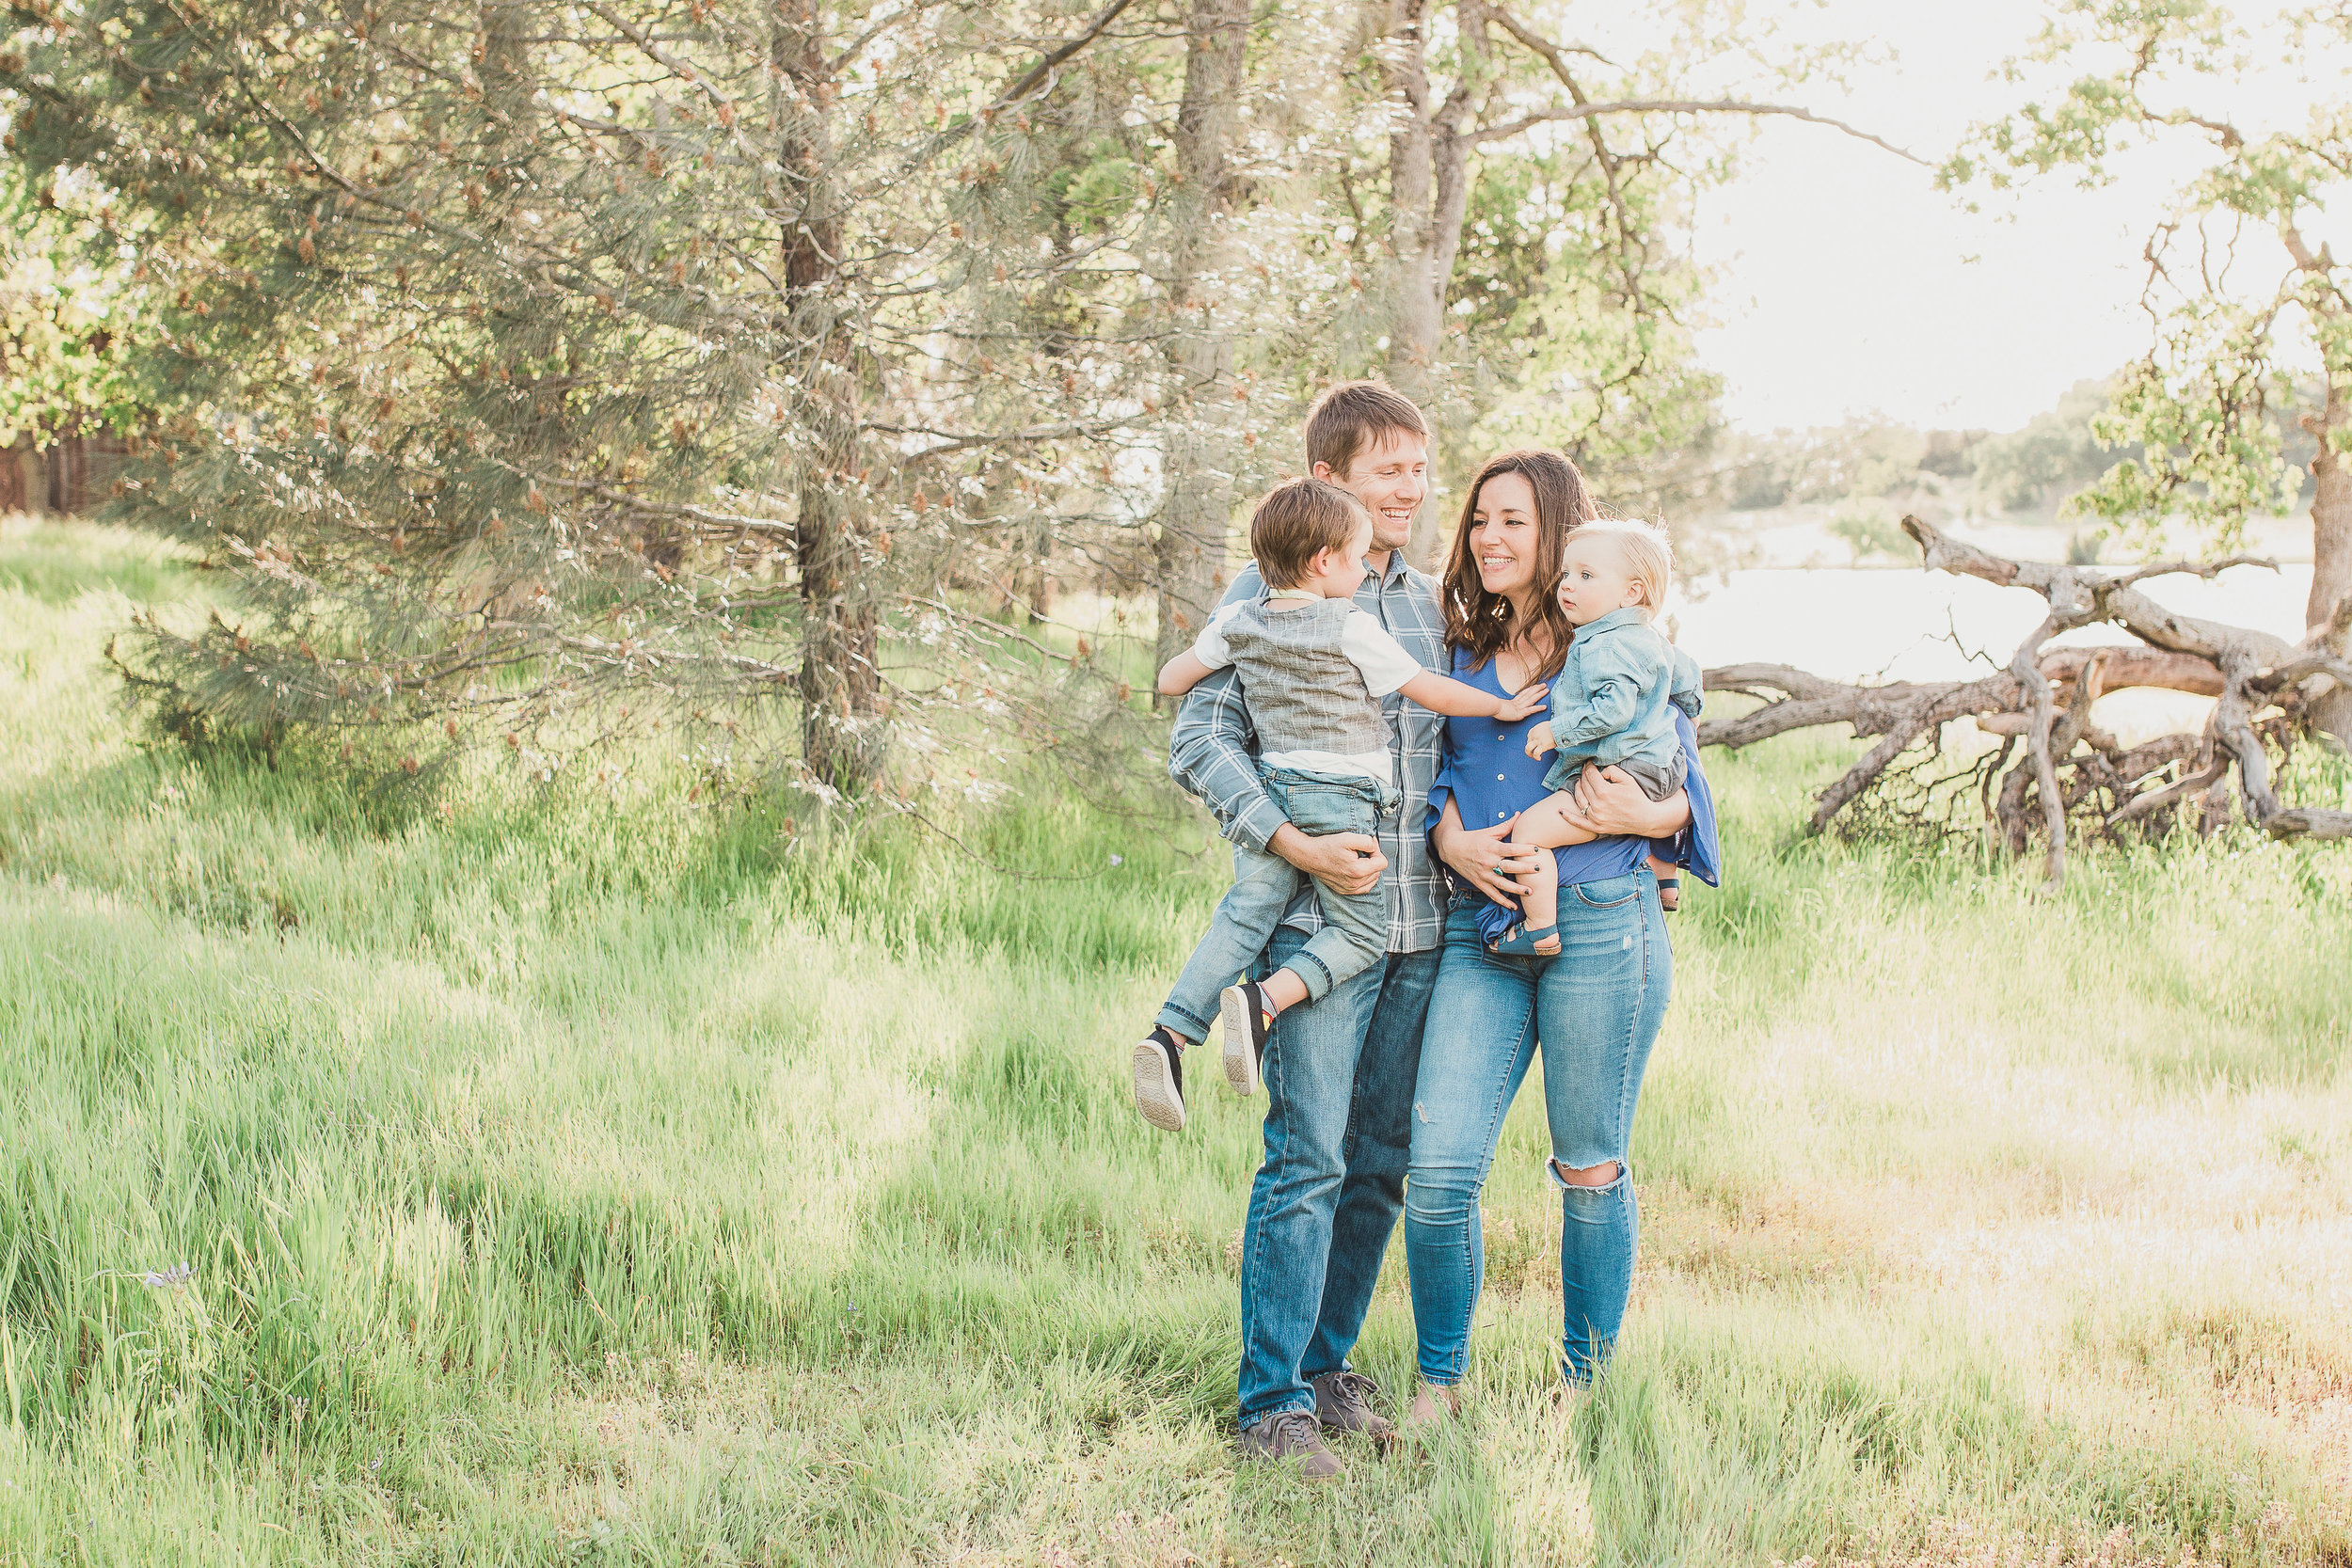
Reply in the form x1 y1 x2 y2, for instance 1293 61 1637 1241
1432 799 1544 907
1557 765 1691 839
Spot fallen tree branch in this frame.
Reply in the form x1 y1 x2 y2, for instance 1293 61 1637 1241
2041 645 2222 697
1692 516 2351 875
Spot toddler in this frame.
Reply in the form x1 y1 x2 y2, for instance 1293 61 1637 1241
1483 521 1703 957
1133 478 1547 1132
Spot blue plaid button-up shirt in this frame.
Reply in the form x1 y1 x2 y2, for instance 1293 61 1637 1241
1167 549 1449 955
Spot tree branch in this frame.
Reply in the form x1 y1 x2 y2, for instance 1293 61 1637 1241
1467 97 1929 166
1693 517 2348 865
993 0 1138 112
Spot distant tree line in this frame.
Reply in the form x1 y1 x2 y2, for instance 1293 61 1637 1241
1721 374 2326 531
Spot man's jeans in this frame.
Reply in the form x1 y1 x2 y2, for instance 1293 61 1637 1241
1235 927 1438 1428
1405 870 1671 1386
1154 766 1400 1043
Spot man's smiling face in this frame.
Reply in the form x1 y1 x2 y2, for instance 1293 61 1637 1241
1315 430 1429 557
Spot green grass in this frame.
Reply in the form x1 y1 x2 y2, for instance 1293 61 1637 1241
2 516 2348 1566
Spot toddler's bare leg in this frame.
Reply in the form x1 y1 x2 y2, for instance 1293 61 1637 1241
1514 847 1559 955
1509 790 1597 850
1497 790 1594 957
1646 854 1680 911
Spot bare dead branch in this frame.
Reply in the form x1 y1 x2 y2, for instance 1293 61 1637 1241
1467 98 1930 166
1693 516 2350 873
2041 645 2222 696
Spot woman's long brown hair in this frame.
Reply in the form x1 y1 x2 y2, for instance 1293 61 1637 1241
1439 449 1598 683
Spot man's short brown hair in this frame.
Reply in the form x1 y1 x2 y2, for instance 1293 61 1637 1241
1251 478 1369 589
1304 379 1431 482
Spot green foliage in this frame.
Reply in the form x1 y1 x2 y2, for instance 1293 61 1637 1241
1954 1 2352 556
0 0 1865 790
1459 141 1724 513
2075 349 2302 553
0 164 148 448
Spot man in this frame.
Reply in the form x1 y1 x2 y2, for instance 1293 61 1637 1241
1165 383 1690 1479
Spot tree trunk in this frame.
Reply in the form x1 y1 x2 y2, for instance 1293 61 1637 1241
2304 369 2352 749
1152 0 1249 684
0 439 36 515
776 3 882 793
1379 0 1438 395
1375 0 1483 568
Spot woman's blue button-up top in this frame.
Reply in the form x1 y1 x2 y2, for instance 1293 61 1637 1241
1424 645 1722 911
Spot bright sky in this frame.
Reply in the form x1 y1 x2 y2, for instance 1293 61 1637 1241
1686 0 2227 435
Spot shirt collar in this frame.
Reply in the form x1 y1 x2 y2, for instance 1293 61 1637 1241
1575 607 1651 638
1368 548 1415 589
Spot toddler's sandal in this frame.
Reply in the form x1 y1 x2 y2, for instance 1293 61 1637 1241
1655 876 1680 913
1486 922 1560 958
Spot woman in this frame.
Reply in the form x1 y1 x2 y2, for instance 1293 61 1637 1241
1406 451 1721 1418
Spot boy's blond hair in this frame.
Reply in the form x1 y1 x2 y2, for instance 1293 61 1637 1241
1251 477 1371 589
1568 521 1674 613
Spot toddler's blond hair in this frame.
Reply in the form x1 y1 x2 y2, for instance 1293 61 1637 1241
1566 521 1674 613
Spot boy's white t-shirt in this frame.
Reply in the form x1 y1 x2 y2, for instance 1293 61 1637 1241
1191 594 1423 785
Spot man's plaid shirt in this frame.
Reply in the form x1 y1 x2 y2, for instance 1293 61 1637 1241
1168 550 1449 955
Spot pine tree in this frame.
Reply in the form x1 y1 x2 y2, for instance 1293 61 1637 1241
3 0 1160 792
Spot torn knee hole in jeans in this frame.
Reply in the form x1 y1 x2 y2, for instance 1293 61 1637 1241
1548 1156 1622 1189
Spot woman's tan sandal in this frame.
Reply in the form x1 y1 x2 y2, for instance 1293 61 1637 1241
1403 1383 1464 1430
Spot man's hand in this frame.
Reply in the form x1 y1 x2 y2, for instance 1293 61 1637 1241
1522 721 1555 761
1431 807 1544 907
1557 765 1692 839
1269 822 1386 897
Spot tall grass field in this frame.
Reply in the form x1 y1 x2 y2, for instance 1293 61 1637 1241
2 515 2348 1567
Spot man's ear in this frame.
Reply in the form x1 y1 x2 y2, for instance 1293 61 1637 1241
1310 461 1335 483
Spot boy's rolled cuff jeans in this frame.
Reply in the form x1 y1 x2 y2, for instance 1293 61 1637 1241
1156 765 1400 1042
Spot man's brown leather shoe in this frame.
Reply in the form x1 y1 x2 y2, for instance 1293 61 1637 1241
1311 1369 1398 1452
1237 1409 1344 1481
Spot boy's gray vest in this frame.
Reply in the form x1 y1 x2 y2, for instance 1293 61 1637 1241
1222 597 1393 760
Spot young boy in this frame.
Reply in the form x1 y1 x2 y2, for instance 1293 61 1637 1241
1133 477 1547 1132
1483 521 1703 957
